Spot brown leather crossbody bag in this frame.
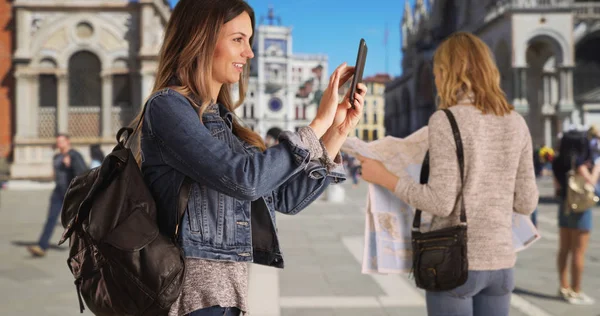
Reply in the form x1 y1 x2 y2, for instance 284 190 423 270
411 109 469 292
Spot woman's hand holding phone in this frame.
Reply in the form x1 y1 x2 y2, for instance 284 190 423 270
309 62 355 138
333 82 367 136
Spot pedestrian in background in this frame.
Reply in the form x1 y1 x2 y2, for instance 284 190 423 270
89 144 104 169
358 32 538 316
552 129 597 305
134 0 367 315
265 127 282 147
27 134 87 257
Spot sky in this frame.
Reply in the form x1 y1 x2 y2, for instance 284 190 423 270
168 0 415 78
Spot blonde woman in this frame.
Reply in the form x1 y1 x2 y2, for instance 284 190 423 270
359 32 538 316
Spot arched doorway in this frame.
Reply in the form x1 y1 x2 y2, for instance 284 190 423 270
68 51 102 137
525 34 565 147
574 31 600 128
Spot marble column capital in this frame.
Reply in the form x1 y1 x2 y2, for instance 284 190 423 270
14 69 37 80
56 71 68 79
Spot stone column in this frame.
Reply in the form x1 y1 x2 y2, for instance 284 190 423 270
558 66 575 113
544 117 552 148
512 67 521 107
512 67 529 112
30 74 40 137
14 69 34 139
57 71 69 134
102 72 113 139
542 73 551 109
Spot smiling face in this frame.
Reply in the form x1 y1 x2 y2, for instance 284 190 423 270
211 11 255 90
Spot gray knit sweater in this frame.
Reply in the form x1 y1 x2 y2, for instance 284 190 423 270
394 103 539 270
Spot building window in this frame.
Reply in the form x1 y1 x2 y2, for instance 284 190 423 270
363 112 368 123
69 51 101 107
39 75 57 107
362 129 369 141
251 104 255 118
243 105 247 118
373 130 378 140
68 51 102 137
112 74 131 107
38 74 58 138
373 113 377 124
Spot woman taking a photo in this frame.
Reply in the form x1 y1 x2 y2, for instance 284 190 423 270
358 32 538 316
136 0 367 315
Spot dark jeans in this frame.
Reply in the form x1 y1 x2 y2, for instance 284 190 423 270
425 269 515 316
188 306 241 316
531 208 538 227
38 189 64 250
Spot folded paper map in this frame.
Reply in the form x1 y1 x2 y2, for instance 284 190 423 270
342 127 541 274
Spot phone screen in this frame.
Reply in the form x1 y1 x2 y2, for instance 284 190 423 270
349 38 368 108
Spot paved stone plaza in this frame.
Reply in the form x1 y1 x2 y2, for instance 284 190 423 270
0 176 599 315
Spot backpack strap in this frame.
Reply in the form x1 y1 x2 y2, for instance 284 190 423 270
174 177 192 240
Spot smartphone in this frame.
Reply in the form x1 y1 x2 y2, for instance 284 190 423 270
349 38 368 109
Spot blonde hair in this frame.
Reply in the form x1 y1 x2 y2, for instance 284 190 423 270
131 0 265 163
433 32 514 116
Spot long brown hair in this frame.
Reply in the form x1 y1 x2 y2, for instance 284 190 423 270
132 0 265 159
433 32 514 116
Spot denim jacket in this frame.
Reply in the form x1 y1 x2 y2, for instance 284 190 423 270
140 88 345 268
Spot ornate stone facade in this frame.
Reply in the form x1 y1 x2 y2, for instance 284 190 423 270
10 0 169 178
386 0 600 149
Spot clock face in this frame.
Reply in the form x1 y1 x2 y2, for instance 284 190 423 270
264 39 287 55
269 97 283 112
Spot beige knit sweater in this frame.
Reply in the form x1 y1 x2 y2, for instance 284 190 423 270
394 103 539 270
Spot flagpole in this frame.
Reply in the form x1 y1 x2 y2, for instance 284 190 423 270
384 22 389 75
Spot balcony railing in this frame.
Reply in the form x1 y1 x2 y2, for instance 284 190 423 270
486 0 600 23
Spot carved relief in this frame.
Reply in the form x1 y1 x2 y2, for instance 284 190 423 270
31 12 67 38
98 12 133 33
43 28 68 50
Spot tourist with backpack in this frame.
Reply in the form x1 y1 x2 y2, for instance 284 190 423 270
135 1 366 315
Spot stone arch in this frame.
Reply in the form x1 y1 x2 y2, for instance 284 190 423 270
523 31 568 147
31 14 125 69
39 57 58 69
60 43 110 71
574 30 600 100
521 29 571 66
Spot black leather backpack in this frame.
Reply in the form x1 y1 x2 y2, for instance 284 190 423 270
59 126 191 315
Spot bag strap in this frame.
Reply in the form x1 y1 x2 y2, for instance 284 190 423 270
412 109 466 231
